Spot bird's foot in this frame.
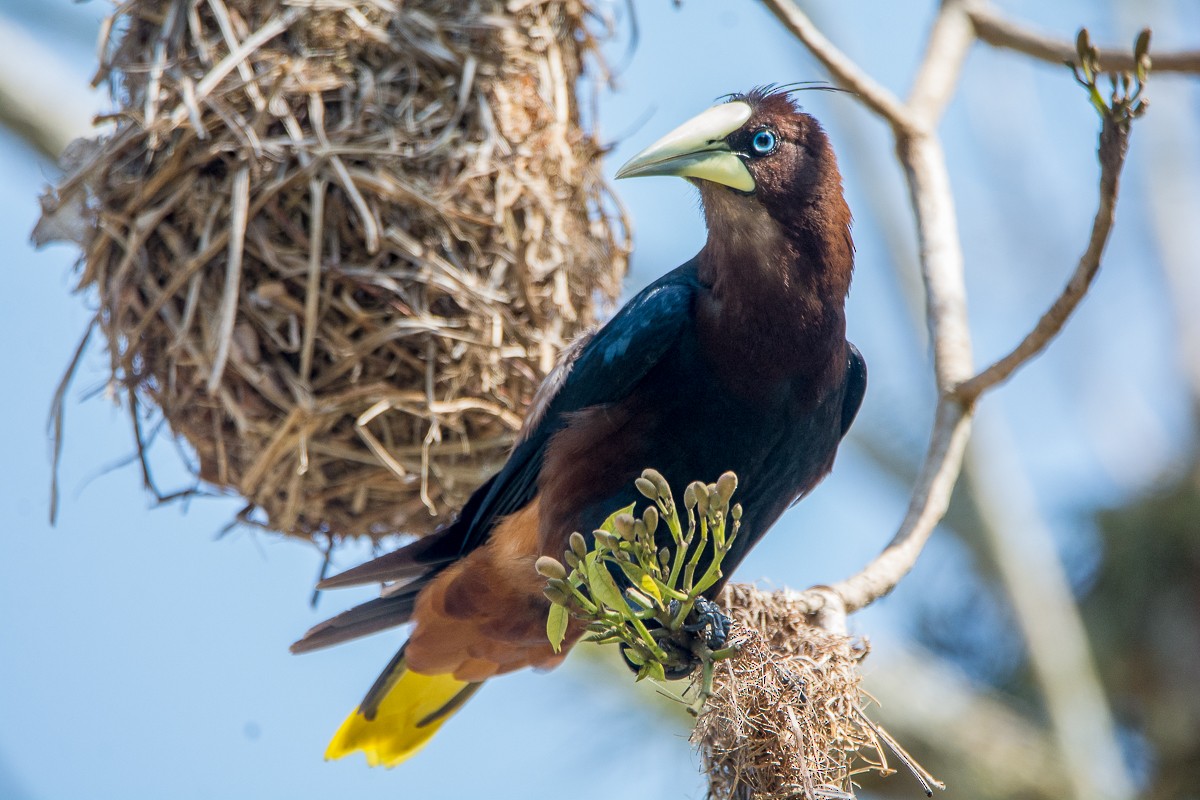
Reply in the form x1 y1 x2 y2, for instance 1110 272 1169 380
680 596 732 651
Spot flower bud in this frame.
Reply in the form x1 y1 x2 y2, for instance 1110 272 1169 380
634 477 658 499
643 505 659 535
535 555 567 580
614 513 635 541
543 585 569 605
569 531 587 557
716 471 737 504
642 468 668 492
595 531 620 550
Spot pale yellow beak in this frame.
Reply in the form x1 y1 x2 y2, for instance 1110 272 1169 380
615 101 755 192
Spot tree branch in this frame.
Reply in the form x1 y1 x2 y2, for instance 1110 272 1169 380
906 0 975 125
762 0 1148 618
0 17 97 160
831 399 972 612
967 2 1200 74
759 0 914 133
771 0 977 614
950 43 1137 402
955 113 1130 401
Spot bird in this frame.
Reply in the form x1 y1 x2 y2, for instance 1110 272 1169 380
291 85 866 768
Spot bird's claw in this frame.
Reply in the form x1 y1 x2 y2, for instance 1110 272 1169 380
683 596 731 650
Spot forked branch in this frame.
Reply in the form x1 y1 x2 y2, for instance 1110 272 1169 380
758 0 1151 614
967 2 1200 74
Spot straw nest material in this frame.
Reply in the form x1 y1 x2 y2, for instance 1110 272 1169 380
693 585 938 800
35 0 628 541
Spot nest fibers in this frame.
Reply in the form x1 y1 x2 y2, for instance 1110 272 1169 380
35 0 628 541
692 585 940 800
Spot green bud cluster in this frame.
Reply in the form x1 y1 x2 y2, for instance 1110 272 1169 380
542 469 744 707
1071 27 1151 123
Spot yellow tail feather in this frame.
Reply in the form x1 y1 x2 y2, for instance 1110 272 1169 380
325 670 471 768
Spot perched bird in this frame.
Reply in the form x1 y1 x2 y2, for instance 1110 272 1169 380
292 86 866 767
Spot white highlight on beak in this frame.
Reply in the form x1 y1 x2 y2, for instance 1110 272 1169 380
615 101 756 192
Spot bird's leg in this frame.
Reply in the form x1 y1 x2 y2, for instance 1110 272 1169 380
682 595 732 650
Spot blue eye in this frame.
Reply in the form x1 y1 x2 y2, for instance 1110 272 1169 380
751 129 776 155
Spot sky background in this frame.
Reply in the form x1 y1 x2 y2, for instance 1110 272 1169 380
2 1 1198 798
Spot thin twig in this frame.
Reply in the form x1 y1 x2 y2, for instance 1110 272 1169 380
955 110 1131 402
830 399 972 612
299 178 326 384
48 319 96 525
967 2 1200 74
758 0 914 133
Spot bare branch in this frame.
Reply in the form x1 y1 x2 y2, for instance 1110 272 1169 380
906 0 975 125
897 133 975 390
968 2 1200 74
955 82 1135 402
805 0 977 611
823 133 978 613
759 0 914 132
831 398 972 613
769 0 1151 619
0 17 98 160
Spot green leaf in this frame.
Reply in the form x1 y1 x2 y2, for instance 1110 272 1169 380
585 556 629 614
639 572 663 603
636 660 666 683
546 602 569 653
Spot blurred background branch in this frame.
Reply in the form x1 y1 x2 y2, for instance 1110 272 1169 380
0 16 96 161
967 2 1200 73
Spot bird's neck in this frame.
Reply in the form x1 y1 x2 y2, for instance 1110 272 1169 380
696 189 853 385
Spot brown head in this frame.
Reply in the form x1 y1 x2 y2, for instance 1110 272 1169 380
617 87 854 369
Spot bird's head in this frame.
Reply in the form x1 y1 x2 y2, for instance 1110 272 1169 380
616 86 848 245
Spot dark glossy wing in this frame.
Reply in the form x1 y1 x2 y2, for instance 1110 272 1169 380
840 342 866 437
453 260 702 555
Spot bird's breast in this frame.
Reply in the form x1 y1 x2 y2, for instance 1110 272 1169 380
536 331 847 562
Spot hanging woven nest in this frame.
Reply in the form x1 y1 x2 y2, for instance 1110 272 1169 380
36 0 629 542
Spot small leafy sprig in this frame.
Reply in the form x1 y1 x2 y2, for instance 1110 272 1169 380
1071 27 1150 125
539 469 743 712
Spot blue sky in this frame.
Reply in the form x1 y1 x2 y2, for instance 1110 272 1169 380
2 1 1198 798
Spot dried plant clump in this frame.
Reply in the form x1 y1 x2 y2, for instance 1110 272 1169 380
35 0 628 542
693 584 937 800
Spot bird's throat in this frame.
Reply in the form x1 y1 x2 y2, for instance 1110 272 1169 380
696 188 852 386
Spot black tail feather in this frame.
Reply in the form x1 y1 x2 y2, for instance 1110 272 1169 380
290 590 421 654
317 529 457 590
